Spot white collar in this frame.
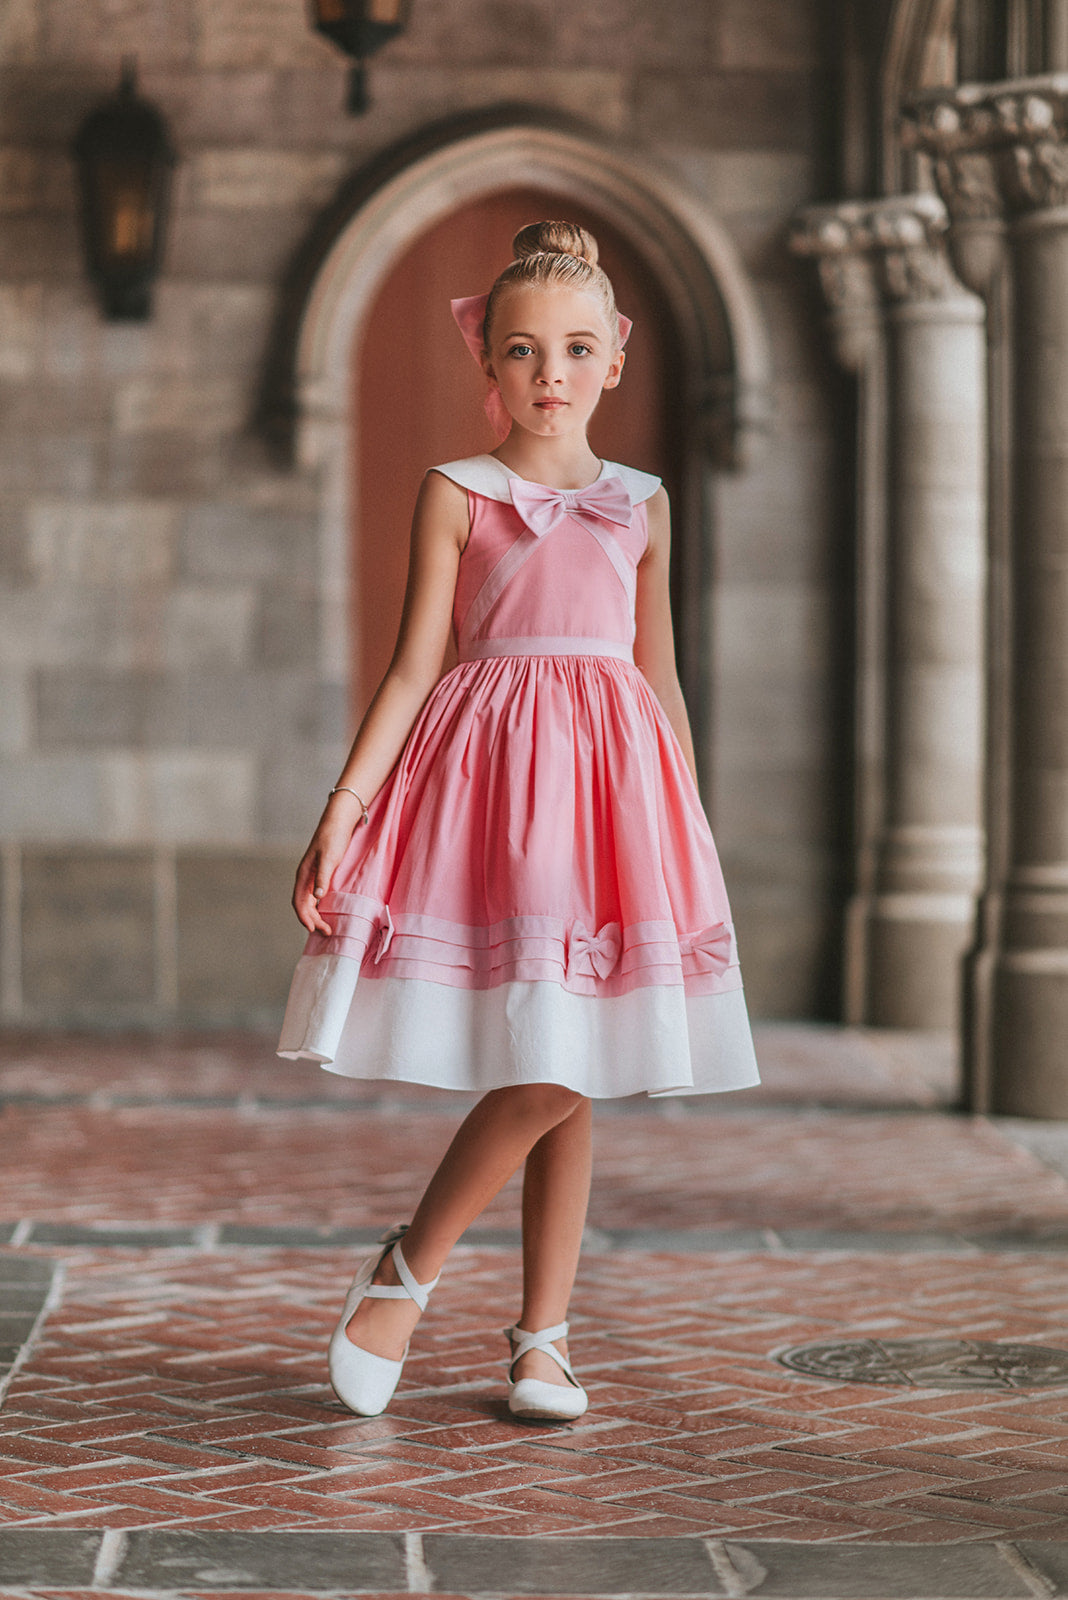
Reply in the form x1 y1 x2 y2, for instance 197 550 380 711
431 453 661 505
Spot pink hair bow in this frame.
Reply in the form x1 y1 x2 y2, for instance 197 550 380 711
451 294 633 443
678 923 734 975
566 920 622 981
509 476 632 539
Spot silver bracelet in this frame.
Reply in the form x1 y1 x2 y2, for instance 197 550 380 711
330 785 369 824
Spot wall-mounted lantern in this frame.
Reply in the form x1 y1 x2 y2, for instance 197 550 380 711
309 0 413 114
72 58 176 320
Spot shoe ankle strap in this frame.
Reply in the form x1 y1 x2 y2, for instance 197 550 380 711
389 1237 440 1311
506 1322 576 1382
362 1227 440 1313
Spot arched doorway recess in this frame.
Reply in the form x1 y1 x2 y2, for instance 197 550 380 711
292 117 772 775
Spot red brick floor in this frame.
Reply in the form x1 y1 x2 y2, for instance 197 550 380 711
5 1246 1068 1540
2 1026 1068 1559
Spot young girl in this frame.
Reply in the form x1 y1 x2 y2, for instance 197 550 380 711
278 220 759 1423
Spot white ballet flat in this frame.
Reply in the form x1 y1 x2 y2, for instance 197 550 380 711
506 1320 588 1422
328 1223 440 1417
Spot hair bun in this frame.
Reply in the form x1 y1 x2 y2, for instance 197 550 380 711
511 220 599 268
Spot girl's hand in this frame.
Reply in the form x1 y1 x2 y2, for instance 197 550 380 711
291 797 362 934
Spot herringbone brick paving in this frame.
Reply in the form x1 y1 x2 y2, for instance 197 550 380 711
3 1027 1068 1596
3 1244 1068 1539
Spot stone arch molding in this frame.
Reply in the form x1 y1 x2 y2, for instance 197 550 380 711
296 122 772 467
292 120 772 680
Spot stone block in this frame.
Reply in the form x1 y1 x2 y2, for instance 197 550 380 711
0 425 97 496
34 668 186 748
0 496 29 580
0 214 81 280
118 1532 405 1593
0 670 30 752
151 283 274 378
0 151 42 215
191 149 345 211
731 892 841 1018
0 585 120 670
183 669 331 749
160 584 257 669
660 149 815 220
26 500 177 585
551 0 716 70
0 752 108 838
635 70 822 151
426 1535 719 1596
179 504 314 584
725 1540 1028 1597
175 848 305 1021
757 273 834 380
400 0 558 64
194 0 331 69
713 431 844 583
719 0 822 70
21 847 156 1012
259 735 349 843
38 286 158 381
254 582 320 668
362 64 629 143
101 751 256 844
39 0 196 66
160 69 282 147
0 1530 102 1588
167 206 308 283
714 764 842 856
99 431 228 497
113 376 247 437
0 0 41 67
715 581 835 693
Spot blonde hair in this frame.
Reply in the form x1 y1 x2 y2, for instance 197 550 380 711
482 220 620 350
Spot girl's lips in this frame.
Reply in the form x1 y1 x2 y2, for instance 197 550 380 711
534 399 568 408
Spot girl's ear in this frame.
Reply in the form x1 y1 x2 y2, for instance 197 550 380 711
602 348 626 392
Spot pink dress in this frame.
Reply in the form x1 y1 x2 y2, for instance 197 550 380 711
277 454 759 1098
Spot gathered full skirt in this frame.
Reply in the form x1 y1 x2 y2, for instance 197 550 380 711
278 652 759 1098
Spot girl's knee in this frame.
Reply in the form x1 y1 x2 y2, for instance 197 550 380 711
494 1083 586 1124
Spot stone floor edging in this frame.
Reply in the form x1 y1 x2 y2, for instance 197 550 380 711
1 1528 1066 1596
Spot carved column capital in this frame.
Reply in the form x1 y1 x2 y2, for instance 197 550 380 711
906 75 1068 215
792 196 966 351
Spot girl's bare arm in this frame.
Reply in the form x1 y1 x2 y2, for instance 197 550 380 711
292 471 468 933
632 486 699 787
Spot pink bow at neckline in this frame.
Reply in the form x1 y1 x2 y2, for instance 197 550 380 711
508 476 632 540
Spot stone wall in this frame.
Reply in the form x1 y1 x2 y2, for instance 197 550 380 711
0 0 846 1026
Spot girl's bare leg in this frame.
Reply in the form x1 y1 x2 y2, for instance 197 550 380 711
343 1083 587 1358
512 1095 592 1387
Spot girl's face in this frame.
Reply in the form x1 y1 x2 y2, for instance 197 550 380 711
483 284 625 440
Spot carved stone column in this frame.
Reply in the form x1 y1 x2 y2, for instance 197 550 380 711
909 78 1068 1114
793 196 986 1029
902 105 1013 1110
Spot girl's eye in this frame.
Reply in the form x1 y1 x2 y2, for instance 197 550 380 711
569 343 592 357
506 343 533 358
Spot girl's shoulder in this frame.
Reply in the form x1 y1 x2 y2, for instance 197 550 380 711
427 454 662 507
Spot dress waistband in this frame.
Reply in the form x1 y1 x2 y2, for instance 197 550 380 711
458 636 634 664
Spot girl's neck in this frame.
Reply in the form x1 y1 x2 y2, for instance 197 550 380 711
491 434 602 491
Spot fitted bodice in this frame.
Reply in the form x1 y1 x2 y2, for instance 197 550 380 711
431 454 661 662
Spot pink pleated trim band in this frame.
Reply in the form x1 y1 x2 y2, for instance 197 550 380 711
459 635 634 662
309 892 742 999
